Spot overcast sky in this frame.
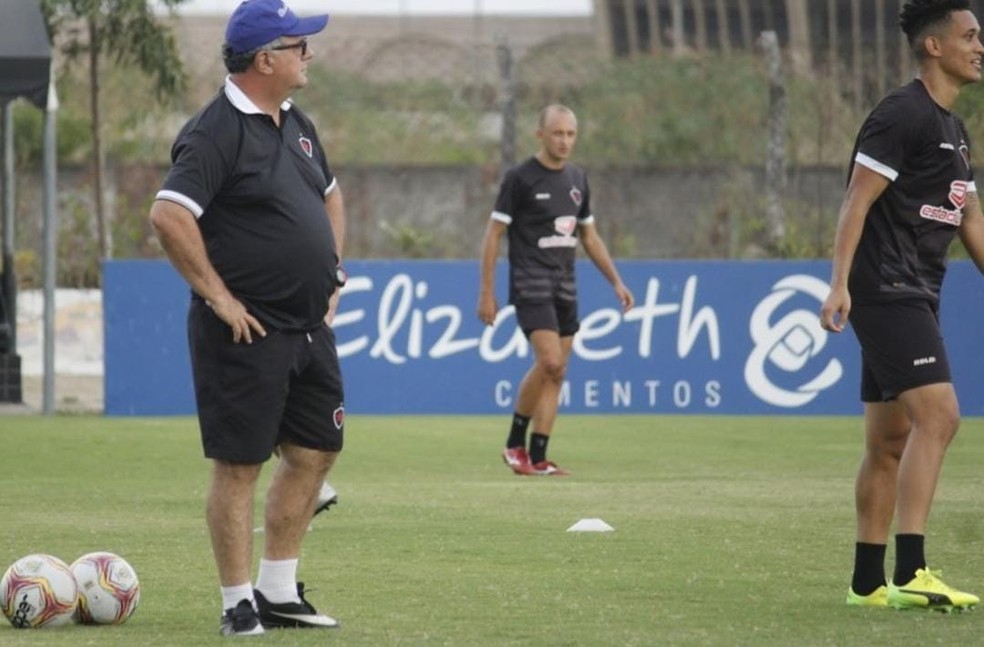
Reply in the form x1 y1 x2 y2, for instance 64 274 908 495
170 0 593 15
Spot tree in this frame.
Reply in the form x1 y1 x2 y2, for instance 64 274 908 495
40 0 187 260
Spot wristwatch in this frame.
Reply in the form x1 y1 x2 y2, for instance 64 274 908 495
335 265 347 288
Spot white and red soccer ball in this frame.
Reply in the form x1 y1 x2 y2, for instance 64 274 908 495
1 551 140 629
0 553 79 628
70 551 141 625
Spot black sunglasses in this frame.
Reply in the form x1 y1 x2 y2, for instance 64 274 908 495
269 38 308 57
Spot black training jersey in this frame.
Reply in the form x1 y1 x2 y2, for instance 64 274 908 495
848 79 976 304
491 156 594 305
157 78 339 331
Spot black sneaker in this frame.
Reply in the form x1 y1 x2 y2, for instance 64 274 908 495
313 482 339 518
254 583 340 629
219 599 265 637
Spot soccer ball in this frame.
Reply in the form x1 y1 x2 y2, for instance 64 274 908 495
70 552 141 625
0 553 79 628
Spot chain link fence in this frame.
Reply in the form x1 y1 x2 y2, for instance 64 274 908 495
9 5 984 286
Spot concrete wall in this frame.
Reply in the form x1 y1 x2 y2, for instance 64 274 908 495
10 163 846 268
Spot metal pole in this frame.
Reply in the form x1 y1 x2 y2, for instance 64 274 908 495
2 102 15 351
42 83 58 414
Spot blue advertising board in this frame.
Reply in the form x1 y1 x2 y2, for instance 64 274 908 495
103 259 984 416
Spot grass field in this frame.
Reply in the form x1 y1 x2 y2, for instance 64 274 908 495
1 414 983 645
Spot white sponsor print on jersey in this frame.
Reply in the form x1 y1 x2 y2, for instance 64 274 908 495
940 143 955 150
919 204 963 226
913 356 937 367
536 193 551 200
537 215 578 249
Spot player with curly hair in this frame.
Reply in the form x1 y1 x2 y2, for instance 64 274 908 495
821 0 984 611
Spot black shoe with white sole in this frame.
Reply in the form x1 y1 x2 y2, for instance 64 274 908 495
313 482 339 518
254 583 340 629
219 599 265 637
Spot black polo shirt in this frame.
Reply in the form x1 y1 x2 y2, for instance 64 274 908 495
157 77 339 331
848 79 976 304
491 156 594 305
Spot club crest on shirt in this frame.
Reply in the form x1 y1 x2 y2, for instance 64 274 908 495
569 186 582 207
949 180 968 209
333 406 345 430
299 135 313 158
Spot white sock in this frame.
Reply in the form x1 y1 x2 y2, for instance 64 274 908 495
256 558 300 604
221 583 254 612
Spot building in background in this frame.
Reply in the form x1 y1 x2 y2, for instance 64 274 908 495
593 0 984 104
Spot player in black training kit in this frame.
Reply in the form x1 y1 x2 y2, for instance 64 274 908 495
821 0 984 611
478 104 634 476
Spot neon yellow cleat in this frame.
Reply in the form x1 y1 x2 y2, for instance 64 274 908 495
846 585 888 607
887 568 979 611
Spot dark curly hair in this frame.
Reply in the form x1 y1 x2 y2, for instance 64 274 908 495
900 0 972 57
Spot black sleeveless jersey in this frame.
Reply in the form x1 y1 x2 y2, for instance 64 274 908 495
848 79 975 304
490 156 594 305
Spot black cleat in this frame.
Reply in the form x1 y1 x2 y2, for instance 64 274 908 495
313 482 339 517
219 599 265 637
254 583 340 629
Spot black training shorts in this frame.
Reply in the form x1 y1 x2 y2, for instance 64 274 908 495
514 298 580 338
188 299 345 464
849 299 951 402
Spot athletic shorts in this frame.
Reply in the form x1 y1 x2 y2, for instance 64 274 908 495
188 299 345 464
514 299 580 338
849 299 951 402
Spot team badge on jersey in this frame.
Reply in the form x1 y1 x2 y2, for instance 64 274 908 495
949 180 968 209
569 186 582 207
960 143 971 170
333 406 345 430
299 135 313 158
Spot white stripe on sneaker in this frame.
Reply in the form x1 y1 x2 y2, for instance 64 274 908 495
266 611 339 627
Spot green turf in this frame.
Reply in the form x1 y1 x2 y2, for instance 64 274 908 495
1 414 983 645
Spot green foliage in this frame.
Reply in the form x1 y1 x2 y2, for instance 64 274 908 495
11 101 90 166
301 68 490 165
378 220 439 258
56 192 102 287
40 0 188 98
554 55 769 166
2 414 984 644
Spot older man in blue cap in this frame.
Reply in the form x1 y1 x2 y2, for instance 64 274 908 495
149 0 348 636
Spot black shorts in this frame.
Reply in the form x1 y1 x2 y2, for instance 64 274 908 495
849 299 951 402
188 299 345 464
514 299 580 338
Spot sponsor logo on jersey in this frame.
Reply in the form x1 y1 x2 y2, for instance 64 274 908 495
913 356 937 367
919 204 963 226
537 215 579 248
554 215 577 236
939 143 955 150
570 186 582 206
949 180 968 209
278 2 289 18
299 135 313 158
535 193 551 200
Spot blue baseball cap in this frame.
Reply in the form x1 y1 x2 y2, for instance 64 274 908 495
225 0 329 55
